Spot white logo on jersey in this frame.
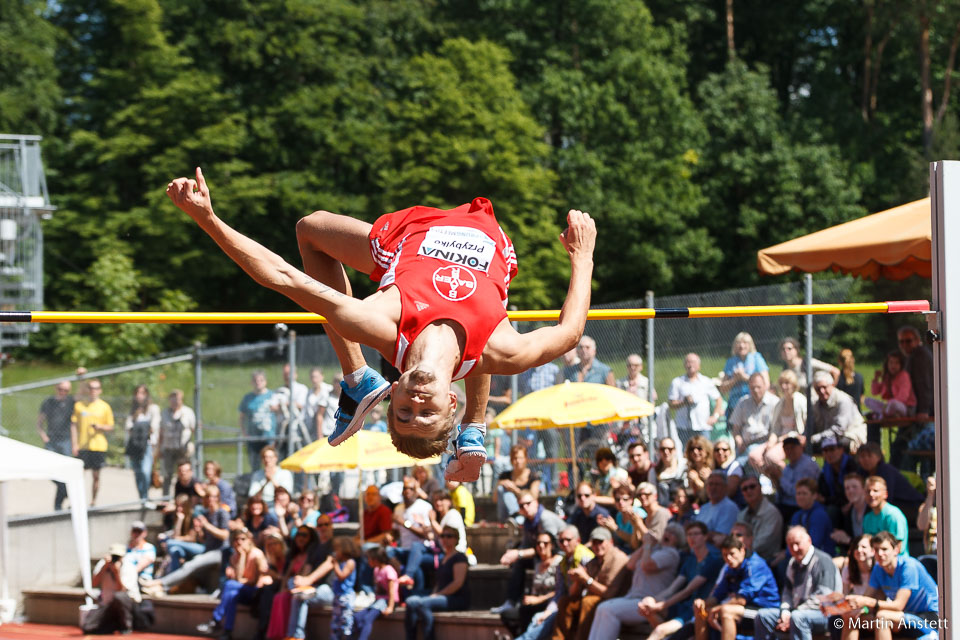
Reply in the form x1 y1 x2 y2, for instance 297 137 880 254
418 226 496 273
415 301 429 312
432 265 477 302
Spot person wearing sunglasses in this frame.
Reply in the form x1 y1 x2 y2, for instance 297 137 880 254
651 438 686 507
497 532 561 638
405 526 470 640
568 482 612 543
736 476 783 565
285 517 337 640
711 439 744 503
523 526 595 640
555 527 630 640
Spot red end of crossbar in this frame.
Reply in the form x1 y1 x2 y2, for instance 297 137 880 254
886 300 931 313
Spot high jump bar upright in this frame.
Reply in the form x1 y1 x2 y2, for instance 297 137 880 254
0 300 931 324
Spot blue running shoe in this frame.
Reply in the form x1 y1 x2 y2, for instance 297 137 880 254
444 423 487 482
328 368 391 446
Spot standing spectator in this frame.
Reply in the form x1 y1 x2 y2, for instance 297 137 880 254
837 349 865 409
522 526 595 640
898 326 934 417
759 370 807 473
775 437 821 519
865 351 916 418
304 367 332 441
248 445 295 508
668 353 723 444
586 527 683 640
37 380 75 510
719 332 769 422
625 441 653 489
157 390 196 495
519 361 562 396
831 474 869 550
917 475 936 555
862 476 910 557
695 471 740 546
125 384 161 502
649 437 687 507
568 482 612 542
498 532 561 639
818 436 860 523
273 363 308 446
562 336 615 385
593 447 629 507
197 528 270 640
728 373 778 464
238 370 278 472
839 531 938 640
82 542 141 634
203 461 237 515
777 337 839 393
755 525 839 640
488 375 514 413
737 476 784 565
404 525 470 640
637 521 724 640
618 353 655 400
810 372 866 451
496 445 542 522
712 438 744 502
555 527 631 640
789 478 834 555
71 379 114 506
684 436 714 505
693 534 779 640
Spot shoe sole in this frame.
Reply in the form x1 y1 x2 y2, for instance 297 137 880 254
327 381 391 446
453 450 486 482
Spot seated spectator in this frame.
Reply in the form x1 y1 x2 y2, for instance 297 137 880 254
755 525 840 640
862 476 910 557
692 533 779 640
203 461 237 515
235 495 279 544
284 516 336 640
818 436 860 524
266 524 319 640
728 373 778 465
838 531 938 640
917 475 936 555
668 352 723 443
404 525 470 640
684 436 714 504
718 332 770 423
838 534 875 595
143 484 230 596
831 473 869 551
568 482 612 542
291 490 320 531
637 521 724 640
778 337 840 393
695 471 740 547
360 485 393 544
492 491 566 614
272 486 297 538
865 350 916 418
587 526 684 640
520 526 595 640
498 532 562 638
810 372 866 451
390 477 434 594
855 442 923 510
412 464 441 502
625 441 653 489
497 445 542 522
775 436 821 521
125 520 156 581
352 546 401 640
554 527 630 640
428 490 467 554
737 476 783 565
446 478 475 526
160 459 204 528
197 528 269 640
328 537 360 640
789 478 834 555
82 542 143 635
669 487 697 527
634 482 671 542
754 370 806 473
649 438 687 507
253 531 287 640
157 495 196 576
711 438 744 502
597 484 645 552
593 447 629 508
248 445 294 508
837 348 865 410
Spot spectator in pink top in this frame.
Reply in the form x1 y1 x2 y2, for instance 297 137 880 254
865 351 916 418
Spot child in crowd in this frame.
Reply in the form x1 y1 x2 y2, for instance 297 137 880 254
329 537 359 640
353 546 401 640
866 350 916 417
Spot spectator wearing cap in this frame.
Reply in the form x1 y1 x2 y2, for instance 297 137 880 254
736 477 783 565
126 520 157 581
774 436 820 522
694 471 740 547
862 476 911 557
788 478 834 555
82 542 142 634
818 436 860 524
810 371 866 451
586 526 684 640
553 526 630 640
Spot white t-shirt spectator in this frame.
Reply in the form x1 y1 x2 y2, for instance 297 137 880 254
440 509 467 553
668 373 721 432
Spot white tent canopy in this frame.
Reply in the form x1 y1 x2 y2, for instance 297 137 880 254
0 436 92 619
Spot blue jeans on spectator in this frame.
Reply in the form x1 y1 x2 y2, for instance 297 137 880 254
354 598 388 640
130 444 153 501
515 611 556 640
405 594 453 640
166 540 206 572
387 542 428 594
756 607 828 640
286 580 334 639
497 484 520 521
213 580 258 631
357 542 384 594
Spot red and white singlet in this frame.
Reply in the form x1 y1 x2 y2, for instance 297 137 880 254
368 197 518 380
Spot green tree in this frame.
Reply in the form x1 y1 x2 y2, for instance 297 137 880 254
0 0 61 135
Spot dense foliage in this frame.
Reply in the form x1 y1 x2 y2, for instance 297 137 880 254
2 0 955 362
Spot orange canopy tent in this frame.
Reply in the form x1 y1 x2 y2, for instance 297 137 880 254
757 198 931 280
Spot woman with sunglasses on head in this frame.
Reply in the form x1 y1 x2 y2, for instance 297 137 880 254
683 436 714 505
711 438 744 503
499 532 562 638
649 438 686 507
405 525 470 640
198 528 270 639
264 524 317 640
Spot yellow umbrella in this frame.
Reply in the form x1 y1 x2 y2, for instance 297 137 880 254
492 381 655 486
280 431 440 541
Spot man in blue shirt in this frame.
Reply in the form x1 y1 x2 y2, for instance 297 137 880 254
696 471 740 546
776 437 821 523
789 478 834 555
238 369 278 472
694 534 779 640
841 531 939 640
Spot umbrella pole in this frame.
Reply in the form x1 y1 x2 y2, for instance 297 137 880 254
358 471 364 544
570 425 577 489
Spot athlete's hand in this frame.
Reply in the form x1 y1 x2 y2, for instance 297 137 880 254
444 457 481 483
559 209 596 262
166 167 214 224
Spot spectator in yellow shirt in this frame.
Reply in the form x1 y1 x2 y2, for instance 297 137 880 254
71 379 115 506
446 479 475 526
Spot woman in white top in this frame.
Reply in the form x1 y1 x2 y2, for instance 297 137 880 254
648 438 687 507
711 438 743 501
750 369 806 474
837 533 874 596
778 337 839 394
125 384 161 501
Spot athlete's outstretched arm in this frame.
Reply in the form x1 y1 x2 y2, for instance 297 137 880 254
166 168 395 348
484 209 596 374
461 374 491 425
